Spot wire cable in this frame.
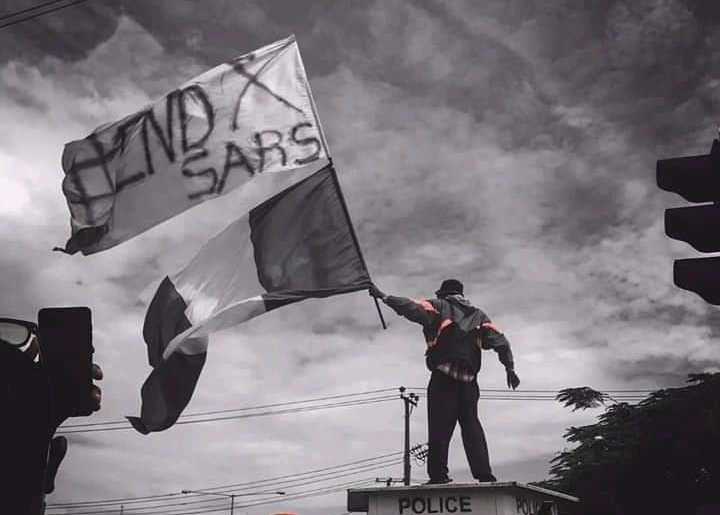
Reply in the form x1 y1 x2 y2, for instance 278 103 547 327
406 387 655 393
47 450 404 508
57 386 651 430
57 395 398 434
201 450 403 492
239 478 376 508
56 386 648 434
60 388 400 429
0 0 76 22
55 477 378 515
109 478 375 515
48 458 404 514
56 394 649 434
0 0 96 29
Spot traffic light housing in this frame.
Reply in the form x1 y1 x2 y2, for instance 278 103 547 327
38 307 98 418
1 313 101 513
657 139 720 303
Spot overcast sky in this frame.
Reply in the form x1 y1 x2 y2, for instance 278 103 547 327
2 0 720 514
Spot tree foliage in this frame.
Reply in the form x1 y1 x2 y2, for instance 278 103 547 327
534 373 720 515
555 386 615 411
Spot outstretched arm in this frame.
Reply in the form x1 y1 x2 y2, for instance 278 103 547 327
479 322 520 389
369 284 437 327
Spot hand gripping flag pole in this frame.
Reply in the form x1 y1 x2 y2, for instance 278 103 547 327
374 296 388 330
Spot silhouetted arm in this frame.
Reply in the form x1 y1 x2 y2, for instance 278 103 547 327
383 296 438 328
479 322 515 370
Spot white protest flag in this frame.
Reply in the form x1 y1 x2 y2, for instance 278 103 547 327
128 164 372 433
57 35 328 255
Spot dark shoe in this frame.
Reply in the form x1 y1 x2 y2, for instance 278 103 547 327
425 477 453 485
475 473 497 483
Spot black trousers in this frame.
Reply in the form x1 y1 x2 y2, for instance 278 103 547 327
426 371 493 481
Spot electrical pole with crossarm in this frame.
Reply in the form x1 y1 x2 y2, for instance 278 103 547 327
399 387 419 485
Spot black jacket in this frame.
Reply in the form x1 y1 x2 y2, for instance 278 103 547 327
383 294 514 374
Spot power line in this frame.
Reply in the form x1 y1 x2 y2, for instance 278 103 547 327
56 394 650 434
421 397 647 403
173 478 376 515
54 478 378 515
58 468 397 515
42 383 651 509
113 477 375 515
48 455 401 508
60 388 400 429
407 392 647 402
57 395 398 434
0 0 96 29
406 387 655 393
201 451 403 492
0 0 74 22
56 395 650 435
56 386 651 434
240 478 377 508
59 498 229 515
48 458 404 514
47 450 404 508
478 396 645 401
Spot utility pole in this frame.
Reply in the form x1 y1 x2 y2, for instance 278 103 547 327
399 386 419 485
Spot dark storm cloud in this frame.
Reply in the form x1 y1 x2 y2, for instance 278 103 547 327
506 0 720 149
123 0 350 73
3 2 720 511
0 0 122 63
2 0 715 374
5 0 718 145
3 82 49 111
0 0 358 75
615 355 720 385
449 0 720 246
3 0 562 143
329 1 567 149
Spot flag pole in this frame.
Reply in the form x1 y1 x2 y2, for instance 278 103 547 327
372 297 386 330
297 37 386 330
328 162 386 330
374 298 387 330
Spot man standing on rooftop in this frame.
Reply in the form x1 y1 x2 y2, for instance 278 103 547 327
369 279 519 484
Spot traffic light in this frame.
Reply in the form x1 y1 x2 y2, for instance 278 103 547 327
1 312 102 514
38 307 100 417
657 139 720 303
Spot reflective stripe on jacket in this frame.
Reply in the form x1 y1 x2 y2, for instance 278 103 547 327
383 294 514 373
